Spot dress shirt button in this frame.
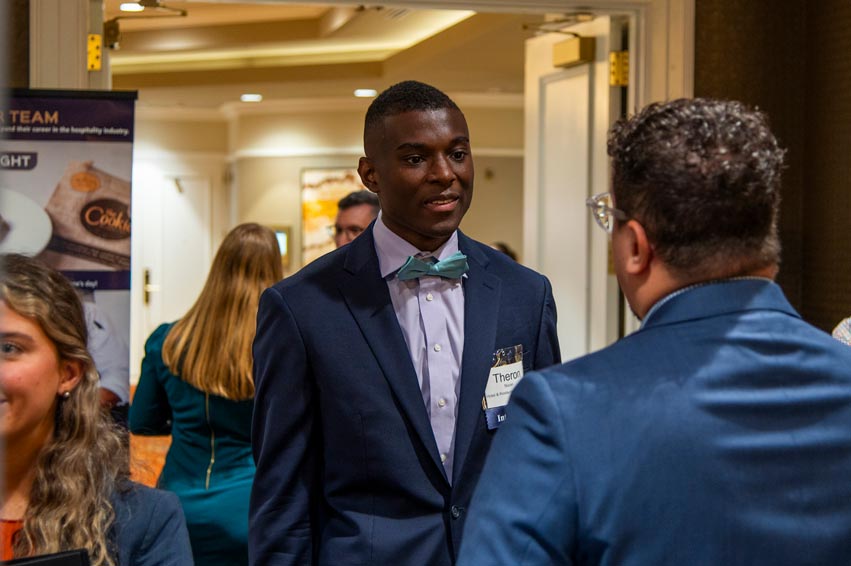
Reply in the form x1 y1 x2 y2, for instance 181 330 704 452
438 397 447 408
433 344 442 352
450 505 462 520
440 453 447 463
426 293 434 301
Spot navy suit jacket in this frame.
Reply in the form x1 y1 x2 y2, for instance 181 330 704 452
249 226 560 565
459 279 851 566
113 483 194 566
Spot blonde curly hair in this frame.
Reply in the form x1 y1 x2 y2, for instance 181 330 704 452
2 253 128 566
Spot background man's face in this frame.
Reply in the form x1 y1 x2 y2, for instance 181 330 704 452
333 203 377 248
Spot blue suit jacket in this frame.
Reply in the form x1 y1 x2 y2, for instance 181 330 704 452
459 279 851 566
113 483 194 566
249 226 560 565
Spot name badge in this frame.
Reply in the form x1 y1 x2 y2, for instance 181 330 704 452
483 344 524 430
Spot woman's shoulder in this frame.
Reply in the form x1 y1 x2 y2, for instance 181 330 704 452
112 482 186 536
113 482 194 566
114 481 180 514
144 322 175 350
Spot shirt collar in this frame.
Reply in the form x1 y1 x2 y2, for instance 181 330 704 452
641 276 775 328
372 211 460 279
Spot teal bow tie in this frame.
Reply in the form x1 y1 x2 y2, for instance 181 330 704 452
397 251 469 281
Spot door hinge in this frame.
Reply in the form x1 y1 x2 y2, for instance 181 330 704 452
87 34 102 71
609 50 629 87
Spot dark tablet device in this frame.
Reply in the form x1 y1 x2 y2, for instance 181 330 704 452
3 549 90 565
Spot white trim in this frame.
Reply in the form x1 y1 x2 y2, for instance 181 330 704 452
453 93 524 109
220 97 371 119
219 92 523 119
29 0 88 89
132 93 525 122
227 146 522 160
263 0 694 103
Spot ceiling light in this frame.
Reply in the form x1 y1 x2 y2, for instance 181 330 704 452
119 2 144 11
240 93 263 103
354 89 377 98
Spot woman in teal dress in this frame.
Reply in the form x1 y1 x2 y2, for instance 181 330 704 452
130 223 282 566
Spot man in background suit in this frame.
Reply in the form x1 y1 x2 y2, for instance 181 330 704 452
249 80 560 565
458 98 851 565
331 190 379 248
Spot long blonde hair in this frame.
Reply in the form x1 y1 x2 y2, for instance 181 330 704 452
2 253 128 566
162 223 281 400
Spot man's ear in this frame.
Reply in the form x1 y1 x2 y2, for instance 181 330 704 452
357 157 378 193
622 219 653 276
57 359 84 397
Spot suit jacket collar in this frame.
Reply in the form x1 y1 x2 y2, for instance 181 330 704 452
453 232 500 485
642 279 799 330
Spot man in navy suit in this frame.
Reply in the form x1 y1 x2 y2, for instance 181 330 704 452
249 80 560 565
458 98 851 565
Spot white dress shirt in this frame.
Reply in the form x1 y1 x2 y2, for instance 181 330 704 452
372 213 465 480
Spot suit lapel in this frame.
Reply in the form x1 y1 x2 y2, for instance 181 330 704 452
338 227 449 483
453 234 500 485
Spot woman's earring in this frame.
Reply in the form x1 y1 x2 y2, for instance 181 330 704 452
60 391 71 399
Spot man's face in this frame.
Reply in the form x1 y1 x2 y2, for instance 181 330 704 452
333 203 377 248
358 108 473 252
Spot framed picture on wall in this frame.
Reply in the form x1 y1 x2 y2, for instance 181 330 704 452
268 225 292 271
300 168 368 265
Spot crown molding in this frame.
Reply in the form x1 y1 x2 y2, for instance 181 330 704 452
229 146 522 161
218 92 523 120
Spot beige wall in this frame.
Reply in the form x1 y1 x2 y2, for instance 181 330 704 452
227 102 525 271
135 118 229 155
135 101 525 273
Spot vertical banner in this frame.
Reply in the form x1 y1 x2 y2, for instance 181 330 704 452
0 89 137 406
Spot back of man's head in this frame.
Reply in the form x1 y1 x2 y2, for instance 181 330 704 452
364 81 460 144
608 98 785 279
338 190 379 216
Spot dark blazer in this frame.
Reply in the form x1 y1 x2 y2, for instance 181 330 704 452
113 483 194 566
249 226 560 566
458 279 851 566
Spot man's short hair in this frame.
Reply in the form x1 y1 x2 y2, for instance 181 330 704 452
338 190 379 215
364 80 460 141
608 98 786 278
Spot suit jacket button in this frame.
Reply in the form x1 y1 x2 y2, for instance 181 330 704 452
450 505 462 519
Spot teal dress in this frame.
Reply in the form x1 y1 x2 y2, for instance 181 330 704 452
129 323 254 566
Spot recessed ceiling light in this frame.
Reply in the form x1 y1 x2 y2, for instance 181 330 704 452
119 2 144 12
354 89 378 98
240 93 263 103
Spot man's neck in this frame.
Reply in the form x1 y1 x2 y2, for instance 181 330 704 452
632 261 778 320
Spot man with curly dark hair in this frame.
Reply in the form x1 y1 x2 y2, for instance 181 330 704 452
459 98 851 565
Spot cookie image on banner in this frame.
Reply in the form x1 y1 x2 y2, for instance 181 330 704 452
41 160 131 270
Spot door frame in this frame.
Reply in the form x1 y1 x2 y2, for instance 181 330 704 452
277 0 694 105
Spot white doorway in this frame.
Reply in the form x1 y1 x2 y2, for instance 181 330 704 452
130 163 216 383
524 15 628 360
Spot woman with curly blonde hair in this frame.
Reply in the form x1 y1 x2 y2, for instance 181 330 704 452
0 253 193 565
130 223 281 566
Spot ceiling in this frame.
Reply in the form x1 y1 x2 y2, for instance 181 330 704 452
104 1 551 111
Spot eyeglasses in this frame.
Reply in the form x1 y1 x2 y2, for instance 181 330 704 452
586 192 628 233
326 225 366 240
